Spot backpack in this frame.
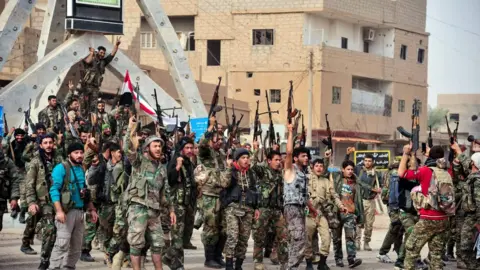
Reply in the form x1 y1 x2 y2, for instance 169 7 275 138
386 172 401 210
411 166 455 215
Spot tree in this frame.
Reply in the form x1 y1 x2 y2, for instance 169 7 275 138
428 105 449 131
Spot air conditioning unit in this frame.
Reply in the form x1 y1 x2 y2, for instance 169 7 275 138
363 29 375 41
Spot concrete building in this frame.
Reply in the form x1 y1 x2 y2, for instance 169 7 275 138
1 0 429 164
437 94 480 146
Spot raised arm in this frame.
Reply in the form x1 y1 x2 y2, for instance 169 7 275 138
284 124 294 183
123 116 139 165
84 47 95 64
110 37 121 57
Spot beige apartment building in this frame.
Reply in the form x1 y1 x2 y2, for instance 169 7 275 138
0 0 429 163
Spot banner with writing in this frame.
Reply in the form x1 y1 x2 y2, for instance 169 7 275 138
190 117 209 142
354 150 391 170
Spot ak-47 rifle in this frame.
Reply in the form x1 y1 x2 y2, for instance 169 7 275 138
112 87 121 110
265 90 276 149
428 125 433 148
3 113 8 137
276 132 280 145
292 110 302 143
24 99 35 131
185 115 191 136
322 114 333 150
252 101 261 142
152 89 164 129
397 99 420 169
209 77 222 118
224 97 231 133
60 105 79 138
287 80 298 125
300 114 306 146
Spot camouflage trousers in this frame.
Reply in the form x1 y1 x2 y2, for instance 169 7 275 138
201 195 225 246
252 207 288 264
224 203 253 259
332 213 357 260
127 203 164 256
379 209 403 255
97 203 116 254
306 214 331 258
397 211 419 263
445 216 456 254
194 196 204 229
18 170 27 208
22 205 56 263
164 205 195 268
404 218 448 270
81 86 100 116
454 214 465 263
109 203 129 254
459 214 479 269
284 205 306 269
355 199 375 243
82 212 99 252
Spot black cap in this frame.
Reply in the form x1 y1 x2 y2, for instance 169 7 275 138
234 148 250 161
67 142 84 155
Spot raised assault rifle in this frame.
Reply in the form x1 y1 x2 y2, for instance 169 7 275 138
397 99 420 169
321 114 332 150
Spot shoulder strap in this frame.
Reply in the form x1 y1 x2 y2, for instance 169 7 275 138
61 161 71 192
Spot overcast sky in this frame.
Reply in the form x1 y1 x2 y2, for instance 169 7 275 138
426 0 480 106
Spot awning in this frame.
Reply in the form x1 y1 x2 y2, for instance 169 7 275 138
332 137 383 144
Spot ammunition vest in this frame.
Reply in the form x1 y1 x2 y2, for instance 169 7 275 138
221 167 258 208
283 164 308 207
258 165 284 209
128 156 166 210
33 155 58 205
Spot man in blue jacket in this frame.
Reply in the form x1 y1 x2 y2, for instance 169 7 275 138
49 142 98 269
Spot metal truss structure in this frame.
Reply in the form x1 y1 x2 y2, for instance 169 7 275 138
0 0 206 127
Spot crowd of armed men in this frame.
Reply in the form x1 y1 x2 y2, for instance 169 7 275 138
1 38 480 270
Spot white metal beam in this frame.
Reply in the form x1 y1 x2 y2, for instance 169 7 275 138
37 0 66 60
0 33 185 127
0 0 37 71
137 0 207 118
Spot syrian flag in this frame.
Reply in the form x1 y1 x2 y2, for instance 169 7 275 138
122 70 156 119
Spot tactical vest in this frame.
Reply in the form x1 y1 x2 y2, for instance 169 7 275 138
283 164 308 206
34 156 57 205
221 167 258 208
171 164 195 207
128 156 166 210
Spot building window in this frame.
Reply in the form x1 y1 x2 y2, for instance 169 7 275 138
400 45 407 60
398 99 405 112
186 32 195 51
449 113 460 122
417 48 425 63
254 89 260 96
253 29 274 45
270 89 281 103
246 72 253 78
341 37 348 49
332 86 341 104
207 40 221 66
141 32 156 48
363 41 369 53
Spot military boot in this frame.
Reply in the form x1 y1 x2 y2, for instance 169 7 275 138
318 255 330 270
215 234 227 267
20 244 37 255
363 242 372 251
37 260 49 270
112 251 126 270
347 258 362 268
270 248 279 265
335 258 344 267
80 250 95 262
184 241 197 250
306 259 314 270
355 240 361 251
234 258 244 270
225 258 234 270
204 245 222 269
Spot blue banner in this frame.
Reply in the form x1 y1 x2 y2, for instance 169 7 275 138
190 117 209 142
0 106 3 136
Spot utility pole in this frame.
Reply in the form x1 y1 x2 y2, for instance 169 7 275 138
306 49 313 147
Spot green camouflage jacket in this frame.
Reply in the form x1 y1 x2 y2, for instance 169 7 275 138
0 156 21 203
195 133 227 196
25 152 63 206
251 163 284 209
124 128 172 211
38 106 64 130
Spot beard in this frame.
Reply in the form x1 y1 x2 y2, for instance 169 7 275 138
148 149 161 160
69 156 83 165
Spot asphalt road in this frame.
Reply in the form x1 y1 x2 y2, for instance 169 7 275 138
0 213 457 270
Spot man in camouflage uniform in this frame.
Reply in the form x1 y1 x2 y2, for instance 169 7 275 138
0 144 21 231
306 152 347 270
251 148 288 270
124 116 176 269
38 95 64 132
220 148 258 270
87 142 124 266
457 148 480 269
195 116 227 268
164 137 197 270
377 160 403 264
82 38 121 112
23 134 63 270
452 146 469 269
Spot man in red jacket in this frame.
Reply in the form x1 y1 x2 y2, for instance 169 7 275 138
398 144 452 270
